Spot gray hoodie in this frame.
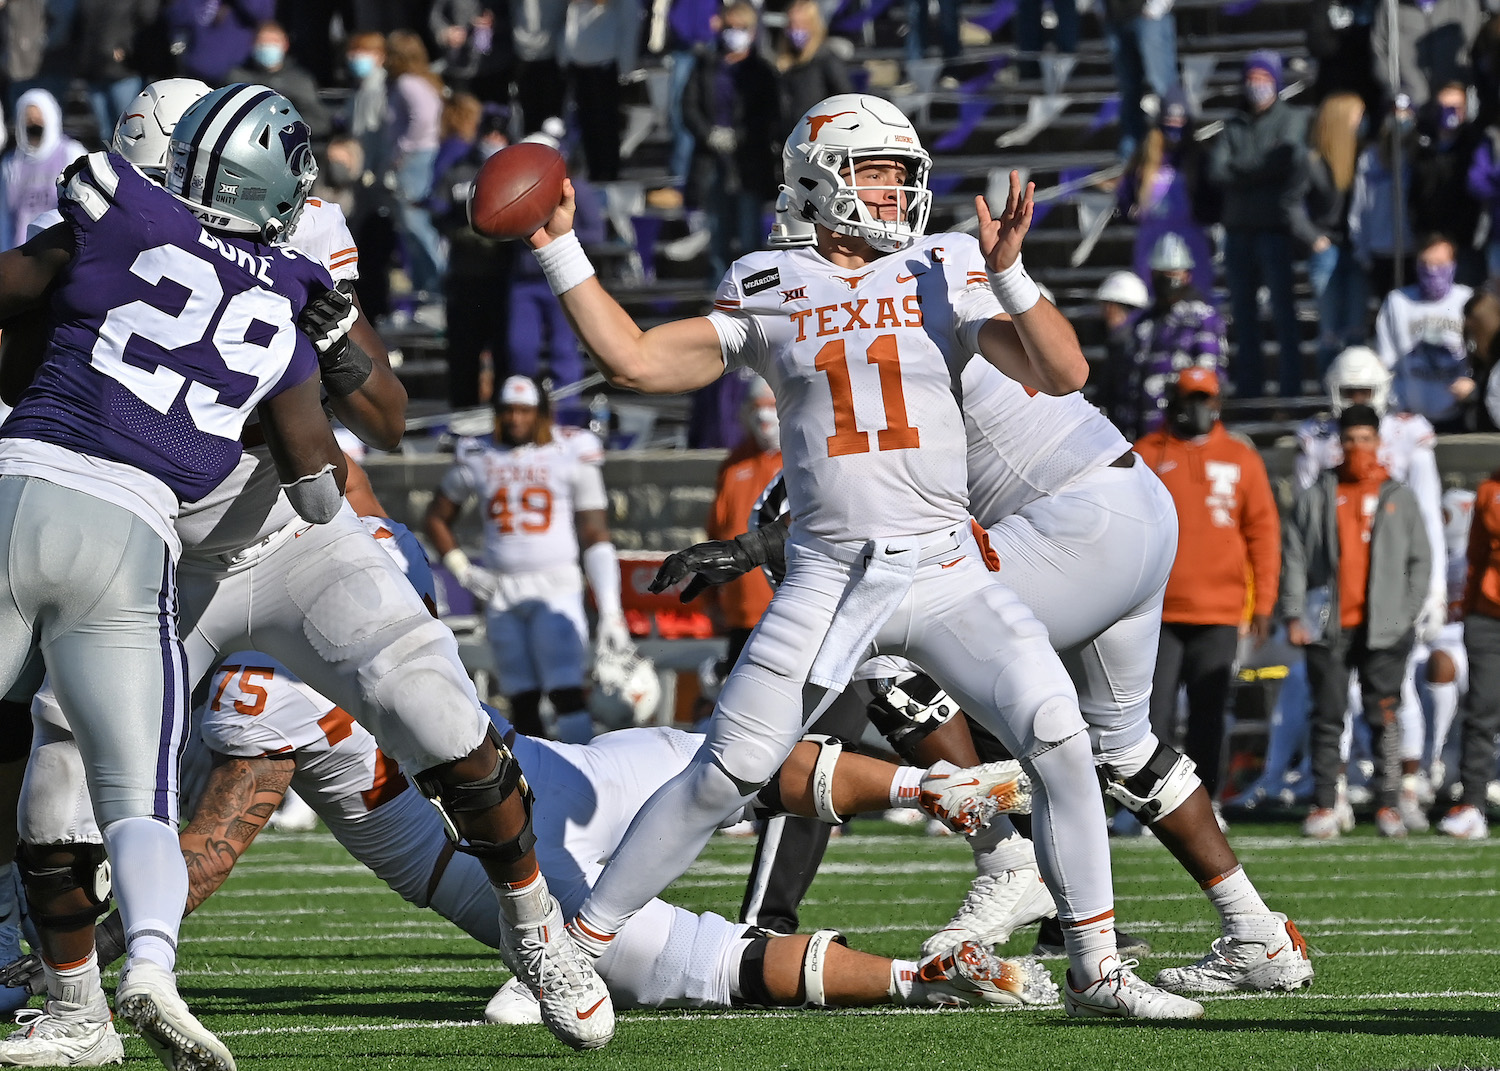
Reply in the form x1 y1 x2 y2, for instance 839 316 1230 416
1207 99 1310 233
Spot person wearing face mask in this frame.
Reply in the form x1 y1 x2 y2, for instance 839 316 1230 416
1374 233 1474 431
682 1 780 282
229 21 331 140
345 32 391 177
776 0 851 126
1119 233 1227 440
1133 368 1280 808
1208 49 1311 399
1118 88 1215 300
1409 82 1481 282
1350 99 1417 298
1372 0 1481 110
0 89 83 250
1281 404 1431 839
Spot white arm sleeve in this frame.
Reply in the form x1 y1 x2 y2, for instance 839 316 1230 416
582 541 623 618
572 462 607 513
1409 442 1447 599
952 239 1006 357
1374 299 1399 370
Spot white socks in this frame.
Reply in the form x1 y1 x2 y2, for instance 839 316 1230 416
1428 681 1458 769
43 950 103 1009
102 816 186 975
1202 865 1271 932
497 867 553 929
888 959 918 1002
888 766 924 808
1062 911 1118 987
968 823 1033 877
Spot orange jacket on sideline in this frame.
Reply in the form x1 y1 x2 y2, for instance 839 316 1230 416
1465 471 1500 621
1134 423 1281 626
705 440 782 630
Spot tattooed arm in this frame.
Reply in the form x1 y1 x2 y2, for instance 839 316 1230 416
179 751 296 915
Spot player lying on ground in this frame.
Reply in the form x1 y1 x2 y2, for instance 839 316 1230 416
0 532 1052 1031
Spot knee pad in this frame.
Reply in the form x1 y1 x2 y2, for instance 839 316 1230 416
17 842 112 930
732 927 848 1008
866 674 959 765
798 928 847 1007
1098 740 1200 822
415 725 536 866
547 687 587 715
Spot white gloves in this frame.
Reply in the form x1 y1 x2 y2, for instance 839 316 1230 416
442 549 499 604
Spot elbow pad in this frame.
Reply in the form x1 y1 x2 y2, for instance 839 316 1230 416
282 464 343 524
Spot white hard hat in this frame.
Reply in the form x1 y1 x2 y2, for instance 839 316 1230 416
1095 270 1149 309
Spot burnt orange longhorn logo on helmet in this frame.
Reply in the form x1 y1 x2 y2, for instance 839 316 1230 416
808 111 856 140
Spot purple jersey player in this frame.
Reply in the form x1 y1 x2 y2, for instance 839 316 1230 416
0 88 345 1071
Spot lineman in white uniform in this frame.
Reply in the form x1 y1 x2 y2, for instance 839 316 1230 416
425 375 627 745
520 92 1201 1019
11 80 612 1055
1242 346 1444 826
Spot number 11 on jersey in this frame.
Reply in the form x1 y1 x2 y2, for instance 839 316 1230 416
814 333 921 458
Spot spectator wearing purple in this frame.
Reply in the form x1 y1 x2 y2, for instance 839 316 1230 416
1209 49 1310 397
1100 0 1179 161
1117 87 1214 299
1120 233 1228 440
562 0 642 183
385 30 448 299
1300 91 1369 374
1410 81 1482 284
0 88 83 250
508 124 605 411
1467 114 1500 278
167 0 275 85
73 0 154 144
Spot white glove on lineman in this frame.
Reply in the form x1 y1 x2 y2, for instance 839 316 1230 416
443 549 499 604
1416 592 1447 644
595 613 632 653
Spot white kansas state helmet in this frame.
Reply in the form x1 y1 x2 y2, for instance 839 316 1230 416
166 83 318 244
782 93 932 253
112 78 212 179
1325 345 1392 416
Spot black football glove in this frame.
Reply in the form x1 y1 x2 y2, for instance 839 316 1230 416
0 951 44 996
299 281 370 397
650 516 789 602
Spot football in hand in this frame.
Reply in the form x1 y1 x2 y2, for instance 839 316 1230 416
468 142 567 240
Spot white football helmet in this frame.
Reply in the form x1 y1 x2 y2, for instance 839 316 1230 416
782 93 932 253
112 78 212 180
589 644 661 728
1325 345 1392 416
1095 270 1149 309
767 189 816 247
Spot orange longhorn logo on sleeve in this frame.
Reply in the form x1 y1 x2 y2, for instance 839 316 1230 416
807 111 856 140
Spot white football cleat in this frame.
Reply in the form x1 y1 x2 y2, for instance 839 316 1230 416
1375 806 1407 839
1398 779 1430 832
484 978 543 1025
115 961 234 1071
1302 808 1342 840
1438 805 1488 840
918 761 1031 835
1154 913 1314 994
1064 958 1204 1020
921 864 1057 957
505 900 613 1051
909 943 1058 1007
0 996 123 1067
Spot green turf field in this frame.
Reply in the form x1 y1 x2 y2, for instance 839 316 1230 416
154 821 1498 1071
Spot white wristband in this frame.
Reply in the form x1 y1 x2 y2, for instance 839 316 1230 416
988 256 1042 315
442 549 471 579
532 231 596 296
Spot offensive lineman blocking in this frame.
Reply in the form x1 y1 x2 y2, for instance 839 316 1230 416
523 93 1201 1018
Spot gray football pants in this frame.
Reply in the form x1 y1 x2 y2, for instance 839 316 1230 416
0 477 185 829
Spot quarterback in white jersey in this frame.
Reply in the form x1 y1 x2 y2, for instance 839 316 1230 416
12 80 614 1055
517 92 1199 1019
426 374 626 745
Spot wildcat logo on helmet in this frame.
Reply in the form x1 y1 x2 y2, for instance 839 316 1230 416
278 120 313 176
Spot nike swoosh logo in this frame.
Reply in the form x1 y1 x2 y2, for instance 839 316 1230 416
578 997 608 1019
884 547 911 554
940 556 965 568
896 271 923 283
1266 948 1283 960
